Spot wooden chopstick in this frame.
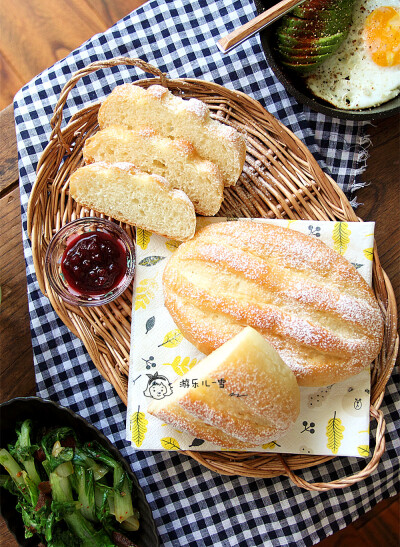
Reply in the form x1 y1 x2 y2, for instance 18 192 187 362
217 0 305 53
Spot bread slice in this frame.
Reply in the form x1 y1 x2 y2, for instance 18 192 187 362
148 326 300 447
98 84 246 187
69 162 196 241
83 126 224 216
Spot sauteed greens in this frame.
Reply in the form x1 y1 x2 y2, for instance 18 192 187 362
0 420 140 546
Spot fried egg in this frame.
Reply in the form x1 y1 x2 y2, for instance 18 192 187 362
306 0 400 109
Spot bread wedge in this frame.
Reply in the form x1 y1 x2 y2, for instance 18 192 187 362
148 326 300 447
69 162 196 241
83 126 224 216
98 84 246 187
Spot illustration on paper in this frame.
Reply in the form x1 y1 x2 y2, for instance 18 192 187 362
143 371 173 400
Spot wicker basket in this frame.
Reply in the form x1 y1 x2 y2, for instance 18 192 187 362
27 58 398 490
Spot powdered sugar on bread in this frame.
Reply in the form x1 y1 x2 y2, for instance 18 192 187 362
163 221 384 386
148 327 300 447
98 84 246 186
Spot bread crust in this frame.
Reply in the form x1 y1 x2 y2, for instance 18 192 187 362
150 401 254 449
98 84 246 187
162 221 384 386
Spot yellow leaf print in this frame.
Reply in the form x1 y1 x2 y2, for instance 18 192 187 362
158 329 183 348
134 278 158 311
363 248 373 261
136 228 151 250
130 406 148 448
332 222 351 255
165 239 181 252
163 356 198 376
287 220 297 228
326 411 345 454
161 437 180 450
262 441 279 450
357 445 370 457
161 425 183 434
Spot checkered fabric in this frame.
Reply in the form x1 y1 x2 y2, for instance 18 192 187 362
13 0 399 545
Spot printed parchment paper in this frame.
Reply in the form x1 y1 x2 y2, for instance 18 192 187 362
126 219 375 457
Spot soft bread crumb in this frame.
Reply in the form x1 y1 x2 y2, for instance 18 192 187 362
83 126 224 216
69 162 196 241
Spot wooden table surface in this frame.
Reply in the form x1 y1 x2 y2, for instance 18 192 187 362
0 1 399 545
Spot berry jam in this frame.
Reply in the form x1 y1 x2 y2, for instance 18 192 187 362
61 232 127 295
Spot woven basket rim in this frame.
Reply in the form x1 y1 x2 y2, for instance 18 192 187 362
26 57 398 490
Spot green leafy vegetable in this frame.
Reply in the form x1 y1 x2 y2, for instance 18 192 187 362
40 427 75 473
9 419 41 485
0 423 140 546
0 448 35 504
50 470 114 546
74 466 96 522
82 441 134 524
73 448 109 481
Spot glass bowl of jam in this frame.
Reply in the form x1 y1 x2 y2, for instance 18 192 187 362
45 217 135 306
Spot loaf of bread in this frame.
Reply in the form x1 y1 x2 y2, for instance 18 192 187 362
69 162 196 241
148 326 300 447
83 126 224 216
98 84 246 187
162 221 384 386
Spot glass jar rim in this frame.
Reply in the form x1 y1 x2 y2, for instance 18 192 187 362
44 217 135 307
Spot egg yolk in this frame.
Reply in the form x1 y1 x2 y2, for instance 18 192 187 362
363 6 400 67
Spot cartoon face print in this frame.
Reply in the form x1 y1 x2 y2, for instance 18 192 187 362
342 387 370 417
143 372 173 400
149 382 168 400
354 398 363 410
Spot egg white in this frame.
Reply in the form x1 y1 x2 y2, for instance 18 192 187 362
306 0 400 110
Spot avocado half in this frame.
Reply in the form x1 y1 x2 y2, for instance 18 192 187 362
275 0 355 74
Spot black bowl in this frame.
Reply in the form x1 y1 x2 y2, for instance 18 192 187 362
0 397 159 547
254 0 400 121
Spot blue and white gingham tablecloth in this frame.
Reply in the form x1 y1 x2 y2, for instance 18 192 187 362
13 1 399 545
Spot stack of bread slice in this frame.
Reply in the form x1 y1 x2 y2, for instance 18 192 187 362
69 84 247 241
